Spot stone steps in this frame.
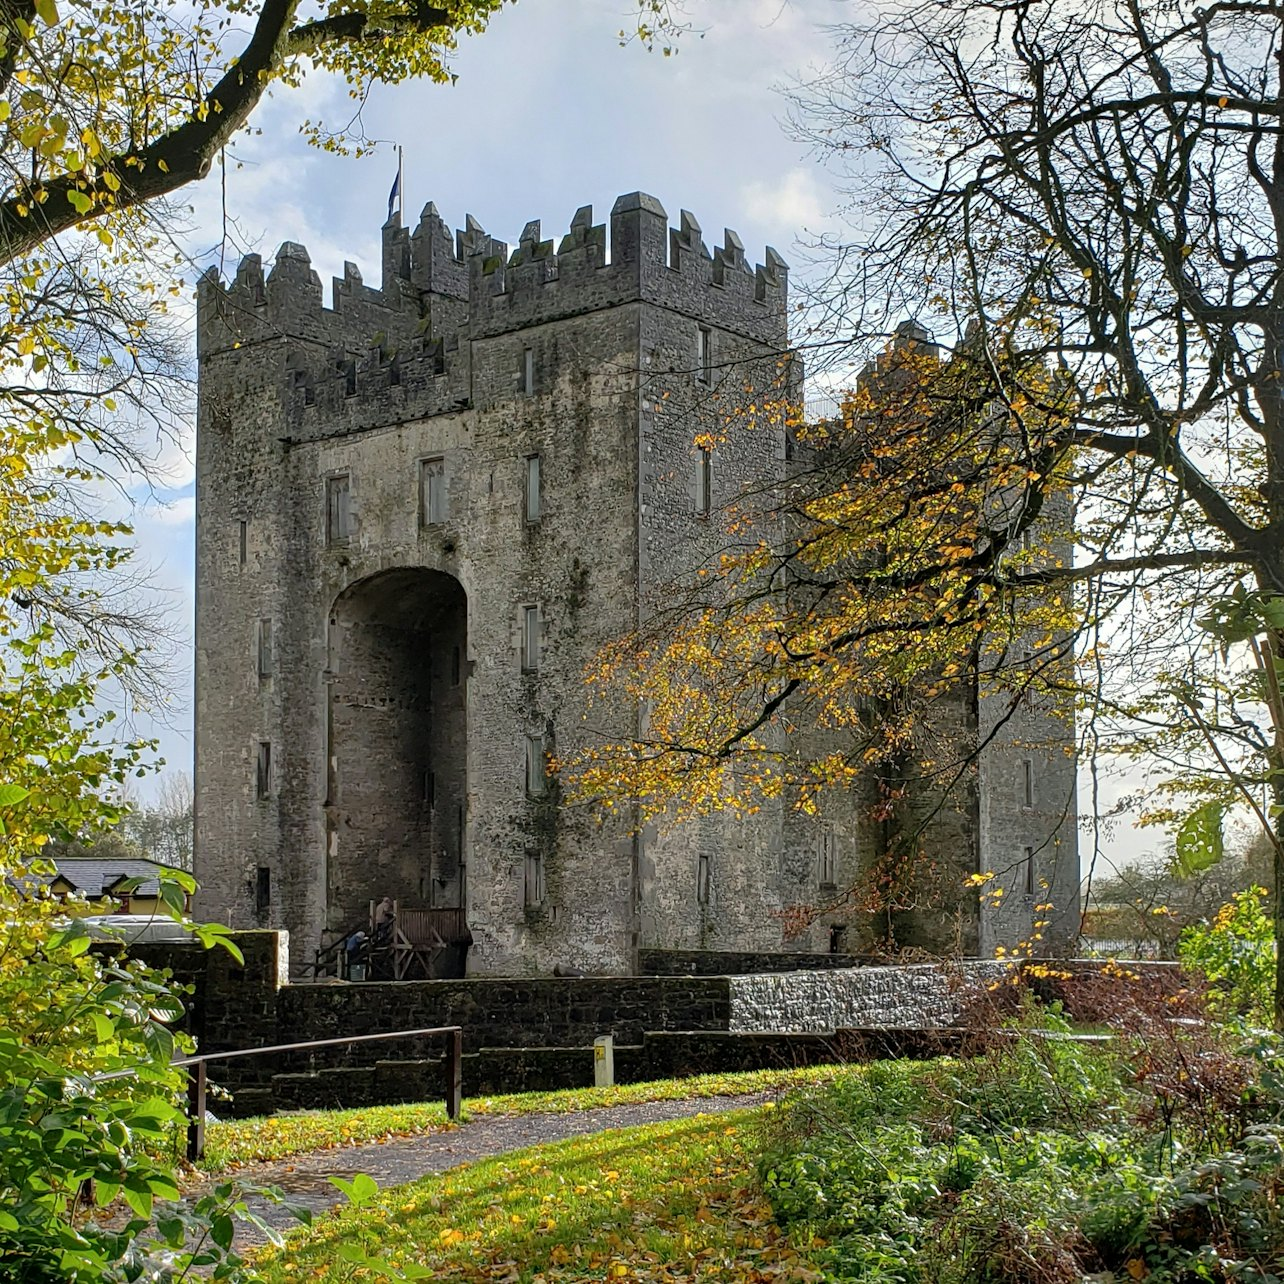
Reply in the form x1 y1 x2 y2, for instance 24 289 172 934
239 1026 969 1114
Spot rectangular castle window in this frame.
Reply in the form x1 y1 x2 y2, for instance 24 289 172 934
522 347 535 395
1022 758 1035 809
525 734 546 797
256 618 273 679
524 848 545 908
697 852 711 905
521 605 541 673
695 447 712 516
255 740 272 800
818 823 837 888
238 519 247 565
525 453 541 523
1023 845 1036 896
255 866 271 917
696 325 712 383
326 474 351 545
420 456 448 525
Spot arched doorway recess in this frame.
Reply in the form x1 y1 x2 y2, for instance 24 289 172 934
326 568 468 948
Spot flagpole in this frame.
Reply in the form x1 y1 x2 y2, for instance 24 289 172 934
397 144 404 220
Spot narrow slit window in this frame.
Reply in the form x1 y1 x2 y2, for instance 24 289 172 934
697 852 711 905
525 734 546 797
238 520 248 565
1023 846 1036 896
1022 758 1035 809
522 347 535 395
696 325 712 383
341 357 357 397
819 824 837 887
525 453 542 523
524 848 545 908
255 866 271 917
256 618 273 679
420 456 448 525
695 447 712 516
521 605 540 673
326 474 351 544
255 740 272 800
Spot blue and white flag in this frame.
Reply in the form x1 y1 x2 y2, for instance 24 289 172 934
387 168 401 220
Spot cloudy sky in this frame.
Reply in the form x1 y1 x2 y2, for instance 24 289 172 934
123 0 1159 872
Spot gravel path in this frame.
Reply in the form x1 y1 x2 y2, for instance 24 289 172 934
210 1091 772 1244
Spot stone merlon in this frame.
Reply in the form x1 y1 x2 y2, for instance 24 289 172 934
197 192 790 364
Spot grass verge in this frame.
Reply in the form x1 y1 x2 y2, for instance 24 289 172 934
201 1065 841 1174
759 1016 1284 1283
251 1106 826 1283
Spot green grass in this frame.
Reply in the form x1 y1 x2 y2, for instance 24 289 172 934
201 1065 841 1174
251 1106 827 1283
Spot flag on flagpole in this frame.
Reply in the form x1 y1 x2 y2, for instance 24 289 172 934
387 167 401 221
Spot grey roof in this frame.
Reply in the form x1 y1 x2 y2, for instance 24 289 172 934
46 858 178 898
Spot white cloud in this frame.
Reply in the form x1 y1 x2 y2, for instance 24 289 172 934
740 168 830 238
146 494 196 528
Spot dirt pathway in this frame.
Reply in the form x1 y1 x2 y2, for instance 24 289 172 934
210 1091 772 1244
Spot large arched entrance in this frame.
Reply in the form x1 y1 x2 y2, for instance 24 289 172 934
325 568 468 965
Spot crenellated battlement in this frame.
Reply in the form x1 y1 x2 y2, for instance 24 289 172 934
195 192 789 442
198 191 788 358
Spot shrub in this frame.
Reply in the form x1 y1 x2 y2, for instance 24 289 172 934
758 1016 1284 1283
1178 887 1275 1026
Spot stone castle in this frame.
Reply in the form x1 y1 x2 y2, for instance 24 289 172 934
193 191 1080 975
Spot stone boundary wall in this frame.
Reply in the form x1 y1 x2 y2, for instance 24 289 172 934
276 975 734 1052
117 933 1189 1115
726 962 1014 1032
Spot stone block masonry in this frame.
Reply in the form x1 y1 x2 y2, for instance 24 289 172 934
194 187 1079 977
120 933 1181 1115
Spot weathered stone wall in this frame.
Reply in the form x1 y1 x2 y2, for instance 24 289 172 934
195 193 822 975
127 935 1188 1114
976 487 1081 956
726 961 1013 1031
194 190 1080 976
277 974 733 1051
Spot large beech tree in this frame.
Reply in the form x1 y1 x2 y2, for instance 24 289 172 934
571 0 1284 1020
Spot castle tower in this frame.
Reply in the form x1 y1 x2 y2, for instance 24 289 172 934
193 192 1077 975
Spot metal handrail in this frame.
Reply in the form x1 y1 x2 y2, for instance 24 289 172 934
310 922 367 978
183 1025 463 1161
